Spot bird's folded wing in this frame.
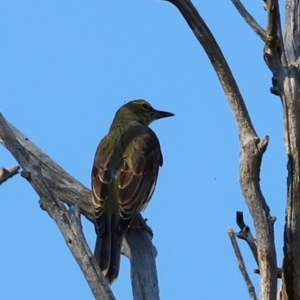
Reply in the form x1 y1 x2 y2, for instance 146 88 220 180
117 129 162 233
92 140 112 235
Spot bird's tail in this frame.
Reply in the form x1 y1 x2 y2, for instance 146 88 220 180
94 215 122 285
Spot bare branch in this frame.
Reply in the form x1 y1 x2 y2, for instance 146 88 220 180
0 165 20 185
278 0 300 297
264 0 284 73
165 0 255 138
165 1 278 298
0 113 115 300
126 217 160 300
0 120 94 221
228 228 257 300
285 0 300 61
38 183 115 300
236 212 282 279
239 136 278 299
231 0 266 42
0 112 160 299
260 0 300 298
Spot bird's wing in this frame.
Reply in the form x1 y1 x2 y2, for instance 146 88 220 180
91 136 112 235
116 126 163 233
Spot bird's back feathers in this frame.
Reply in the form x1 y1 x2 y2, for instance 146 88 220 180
92 123 163 284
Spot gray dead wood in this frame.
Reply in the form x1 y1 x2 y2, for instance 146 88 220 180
231 0 266 41
165 0 277 298
262 0 300 298
228 228 257 300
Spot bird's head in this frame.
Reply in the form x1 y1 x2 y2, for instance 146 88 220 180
113 99 174 127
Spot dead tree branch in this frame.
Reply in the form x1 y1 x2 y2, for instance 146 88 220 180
231 0 266 42
0 112 160 300
235 211 258 266
0 113 115 300
0 165 20 185
126 217 160 300
263 0 300 298
165 0 277 298
38 180 115 300
228 228 257 300
262 0 300 297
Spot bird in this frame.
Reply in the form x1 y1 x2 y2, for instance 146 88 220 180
91 99 174 284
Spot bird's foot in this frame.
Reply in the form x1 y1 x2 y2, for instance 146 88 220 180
132 216 153 239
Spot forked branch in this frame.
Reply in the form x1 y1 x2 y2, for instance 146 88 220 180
235 211 258 266
268 0 300 297
165 0 277 298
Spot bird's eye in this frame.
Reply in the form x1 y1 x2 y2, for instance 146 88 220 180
142 103 150 111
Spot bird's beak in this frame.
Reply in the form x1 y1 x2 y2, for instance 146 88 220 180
153 109 174 120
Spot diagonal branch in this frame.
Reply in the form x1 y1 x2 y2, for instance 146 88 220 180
0 112 160 300
164 0 277 298
235 211 282 278
235 211 258 266
0 165 20 185
231 0 266 42
0 113 115 300
165 0 255 138
0 120 94 221
228 228 257 300
35 175 115 300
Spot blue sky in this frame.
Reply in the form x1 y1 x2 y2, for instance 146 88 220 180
0 1 286 299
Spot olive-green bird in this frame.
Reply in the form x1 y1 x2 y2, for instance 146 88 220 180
91 99 173 284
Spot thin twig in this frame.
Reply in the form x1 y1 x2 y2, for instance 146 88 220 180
0 165 20 185
231 0 266 42
228 228 258 300
235 211 258 265
236 212 282 278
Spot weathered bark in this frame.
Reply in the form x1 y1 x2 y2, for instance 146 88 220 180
229 0 300 298
281 0 300 298
126 219 160 300
228 228 257 300
259 0 300 298
165 0 277 298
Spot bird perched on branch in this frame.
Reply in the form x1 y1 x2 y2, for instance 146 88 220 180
91 99 173 284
